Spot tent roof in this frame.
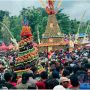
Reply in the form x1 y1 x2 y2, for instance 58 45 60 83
0 42 8 51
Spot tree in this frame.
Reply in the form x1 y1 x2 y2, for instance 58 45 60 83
56 11 71 34
0 10 9 30
70 19 80 34
0 7 88 43
10 16 22 41
20 7 89 40
20 7 48 42
1 15 11 45
0 10 9 22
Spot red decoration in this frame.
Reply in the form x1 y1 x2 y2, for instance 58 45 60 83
21 26 32 37
0 43 8 51
48 0 55 8
46 0 56 15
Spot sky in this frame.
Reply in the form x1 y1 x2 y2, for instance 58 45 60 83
0 0 90 21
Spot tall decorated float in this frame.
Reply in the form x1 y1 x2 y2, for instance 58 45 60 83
14 19 38 73
38 0 68 52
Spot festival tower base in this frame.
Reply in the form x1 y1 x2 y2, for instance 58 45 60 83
39 15 68 52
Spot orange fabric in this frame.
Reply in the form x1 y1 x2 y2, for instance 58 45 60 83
21 26 32 37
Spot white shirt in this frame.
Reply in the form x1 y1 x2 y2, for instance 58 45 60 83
53 85 65 90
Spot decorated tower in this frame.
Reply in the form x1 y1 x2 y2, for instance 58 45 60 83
38 0 68 52
14 18 38 72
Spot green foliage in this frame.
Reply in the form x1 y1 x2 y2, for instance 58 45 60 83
10 16 22 41
20 7 48 42
0 15 10 44
70 19 80 34
0 10 9 22
0 8 90 43
0 10 9 32
56 12 71 34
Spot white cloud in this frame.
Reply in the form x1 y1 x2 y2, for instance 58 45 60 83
0 0 38 16
0 0 90 21
62 1 90 21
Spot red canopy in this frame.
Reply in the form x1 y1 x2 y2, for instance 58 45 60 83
0 42 8 51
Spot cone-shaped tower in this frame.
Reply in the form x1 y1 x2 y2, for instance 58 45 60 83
14 19 38 72
43 15 62 38
39 0 67 52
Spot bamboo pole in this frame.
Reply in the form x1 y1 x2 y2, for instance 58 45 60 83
74 10 86 44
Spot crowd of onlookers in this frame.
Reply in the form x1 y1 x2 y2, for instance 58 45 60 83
0 48 90 89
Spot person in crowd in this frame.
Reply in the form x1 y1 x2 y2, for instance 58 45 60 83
79 67 90 89
27 70 37 85
87 69 90 82
62 69 70 78
0 47 90 89
16 72 37 89
0 72 16 89
36 71 48 89
53 85 65 90
65 66 72 75
52 70 60 80
46 78 59 89
10 72 17 87
0 62 5 81
46 70 59 89
69 75 80 89
60 77 70 89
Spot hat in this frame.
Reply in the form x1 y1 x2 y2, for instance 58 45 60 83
60 77 70 83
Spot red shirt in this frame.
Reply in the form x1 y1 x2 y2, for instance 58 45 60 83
10 82 17 87
36 81 46 89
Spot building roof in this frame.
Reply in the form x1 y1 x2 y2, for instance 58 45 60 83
78 33 88 37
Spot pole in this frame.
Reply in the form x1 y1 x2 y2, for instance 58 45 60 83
83 23 90 42
37 25 40 44
0 22 18 49
0 22 14 39
57 0 63 10
38 0 46 8
85 23 90 34
75 10 86 43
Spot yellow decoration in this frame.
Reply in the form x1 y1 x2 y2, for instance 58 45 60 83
50 23 54 28
69 40 74 48
49 38 53 42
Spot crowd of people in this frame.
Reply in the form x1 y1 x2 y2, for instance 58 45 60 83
0 47 90 89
